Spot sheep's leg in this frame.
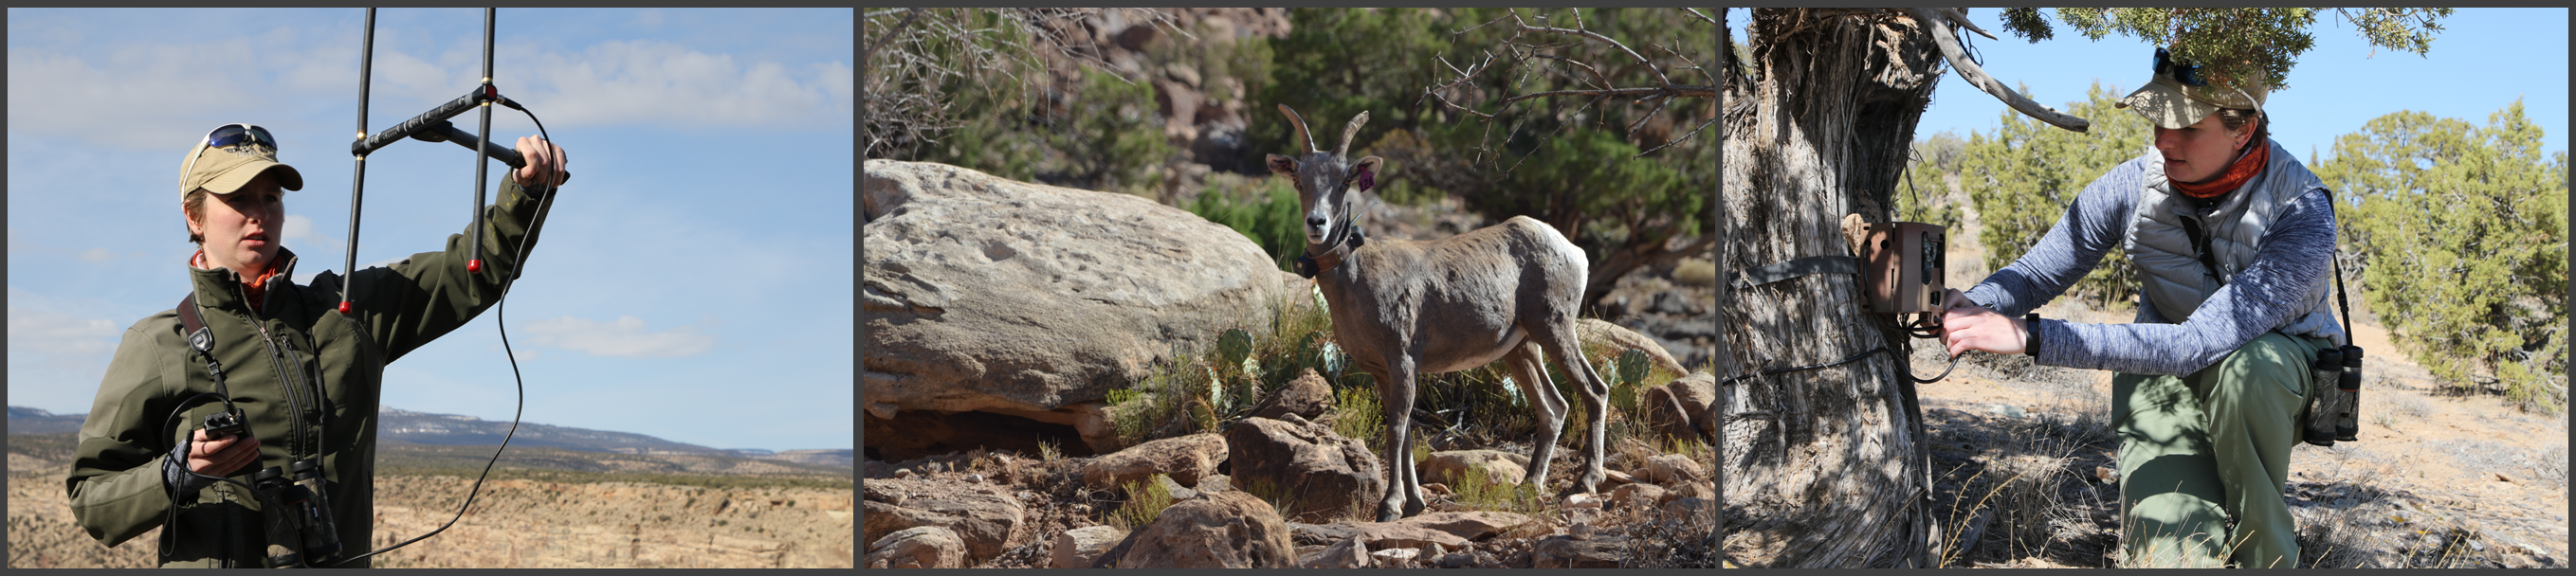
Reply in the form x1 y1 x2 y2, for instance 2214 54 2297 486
1503 343 1563 490
1374 358 1423 521
1534 324 1610 496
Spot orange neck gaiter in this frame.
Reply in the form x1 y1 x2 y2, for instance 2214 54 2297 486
2172 140 2269 199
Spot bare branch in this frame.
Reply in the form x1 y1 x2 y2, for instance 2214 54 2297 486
1530 53 1614 91
865 8 923 64
1501 85 1713 106
1682 8 1718 26
1903 8 2092 133
1635 115 1717 158
1624 96 1672 136
1511 9 1673 87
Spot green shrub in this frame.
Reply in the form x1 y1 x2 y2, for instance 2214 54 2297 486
1108 474 1178 531
1334 385 1384 452
2313 102 2568 413
1056 68 1175 195
1957 81 2152 308
1187 174 1307 271
1448 462 1545 516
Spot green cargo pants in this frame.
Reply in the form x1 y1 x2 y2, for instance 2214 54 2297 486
2111 332 2329 568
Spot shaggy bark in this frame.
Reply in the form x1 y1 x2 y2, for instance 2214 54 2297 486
1718 8 1944 568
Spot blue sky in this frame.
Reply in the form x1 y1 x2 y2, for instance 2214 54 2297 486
7 9 853 452
1732 8 2568 160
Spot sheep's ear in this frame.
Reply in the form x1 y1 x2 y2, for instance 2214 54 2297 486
1266 153 1299 176
1346 155 1382 192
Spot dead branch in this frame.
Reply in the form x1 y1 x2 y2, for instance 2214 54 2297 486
1901 8 2092 133
865 8 1181 158
1421 8 1718 158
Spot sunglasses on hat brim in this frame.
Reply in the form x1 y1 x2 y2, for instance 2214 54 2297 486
181 123 281 192
2154 47 2205 87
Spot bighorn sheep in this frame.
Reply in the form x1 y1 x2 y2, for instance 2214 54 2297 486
1266 104 1610 521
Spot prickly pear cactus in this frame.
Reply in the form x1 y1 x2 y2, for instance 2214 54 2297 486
1610 349 1650 416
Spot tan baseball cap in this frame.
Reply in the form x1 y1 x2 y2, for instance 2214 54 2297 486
2116 49 2268 130
178 125 302 199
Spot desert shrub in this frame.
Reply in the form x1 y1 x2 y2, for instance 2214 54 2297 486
1187 174 1306 271
1107 474 1178 531
1333 386 1384 452
1237 477 1308 522
2312 102 2567 414
1055 68 1177 195
1957 81 2153 308
1448 462 1545 517
1897 130 1965 231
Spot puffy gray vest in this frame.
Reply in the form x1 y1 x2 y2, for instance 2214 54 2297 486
2123 138 2345 345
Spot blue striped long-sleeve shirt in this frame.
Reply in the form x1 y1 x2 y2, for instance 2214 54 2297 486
1962 153 2341 376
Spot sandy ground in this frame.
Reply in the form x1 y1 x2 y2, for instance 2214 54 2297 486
7 468 853 569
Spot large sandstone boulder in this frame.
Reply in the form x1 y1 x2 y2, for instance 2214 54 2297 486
1081 433 1228 492
861 478 1025 566
1225 416 1383 522
1114 492 1298 568
865 159 1288 457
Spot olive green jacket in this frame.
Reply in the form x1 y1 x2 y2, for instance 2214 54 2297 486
67 178 556 568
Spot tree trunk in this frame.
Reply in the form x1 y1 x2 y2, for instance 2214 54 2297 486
1719 9 1943 568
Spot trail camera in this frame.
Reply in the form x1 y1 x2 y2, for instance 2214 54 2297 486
1863 222 1946 314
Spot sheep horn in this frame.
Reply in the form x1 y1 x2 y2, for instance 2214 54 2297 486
1278 103 1319 153
1338 111 1370 158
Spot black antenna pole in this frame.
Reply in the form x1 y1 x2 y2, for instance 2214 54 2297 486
341 8 375 315
468 8 495 275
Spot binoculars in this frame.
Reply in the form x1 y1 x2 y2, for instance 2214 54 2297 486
2301 345 2365 446
253 459 342 568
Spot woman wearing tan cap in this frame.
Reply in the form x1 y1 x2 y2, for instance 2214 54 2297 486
1938 49 2348 568
65 123 566 568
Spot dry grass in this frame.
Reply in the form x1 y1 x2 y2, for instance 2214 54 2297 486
1105 474 1177 532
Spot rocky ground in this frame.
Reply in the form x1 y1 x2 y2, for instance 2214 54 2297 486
863 370 1720 568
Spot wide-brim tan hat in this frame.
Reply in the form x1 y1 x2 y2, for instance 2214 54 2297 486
180 137 302 199
2116 51 2268 130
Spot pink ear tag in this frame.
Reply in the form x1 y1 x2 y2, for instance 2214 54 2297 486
1352 168 1375 192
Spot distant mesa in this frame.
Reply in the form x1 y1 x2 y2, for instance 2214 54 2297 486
8 406 848 467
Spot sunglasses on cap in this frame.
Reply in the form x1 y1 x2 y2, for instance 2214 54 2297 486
2153 47 2205 87
181 123 280 192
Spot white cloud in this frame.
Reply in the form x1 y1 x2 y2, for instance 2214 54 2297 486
490 342 543 362
7 42 278 150
521 315 715 358
283 214 314 245
515 40 851 128
8 302 124 357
